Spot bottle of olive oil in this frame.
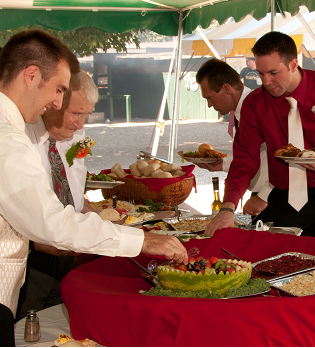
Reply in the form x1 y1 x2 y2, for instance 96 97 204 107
211 177 222 216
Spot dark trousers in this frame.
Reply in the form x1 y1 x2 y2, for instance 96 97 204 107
15 251 78 321
0 303 15 346
256 187 315 236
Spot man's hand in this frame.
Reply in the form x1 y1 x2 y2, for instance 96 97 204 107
195 159 223 171
141 233 188 265
33 242 79 257
243 195 268 216
204 210 235 236
299 163 315 171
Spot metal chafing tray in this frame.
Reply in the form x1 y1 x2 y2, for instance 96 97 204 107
269 271 315 297
252 252 315 283
163 214 244 234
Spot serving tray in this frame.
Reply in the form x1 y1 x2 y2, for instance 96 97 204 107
252 252 315 283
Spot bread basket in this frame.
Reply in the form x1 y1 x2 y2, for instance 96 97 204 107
101 167 195 205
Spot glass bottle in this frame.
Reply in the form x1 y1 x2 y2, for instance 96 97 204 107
24 309 40 342
211 177 222 216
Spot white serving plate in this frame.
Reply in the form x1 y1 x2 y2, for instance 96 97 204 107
85 180 125 189
275 156 315 164
181 157 220 164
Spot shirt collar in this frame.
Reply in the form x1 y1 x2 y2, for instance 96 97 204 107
0 92 25 132
235 86 252 122
30 116 50 147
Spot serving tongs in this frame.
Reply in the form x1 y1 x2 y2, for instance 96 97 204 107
221 247 279 277
138 151 172 164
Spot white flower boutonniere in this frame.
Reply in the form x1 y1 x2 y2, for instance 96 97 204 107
312 106 315 114
66 136 95 167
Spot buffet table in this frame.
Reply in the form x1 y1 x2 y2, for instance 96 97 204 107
61 228 315 346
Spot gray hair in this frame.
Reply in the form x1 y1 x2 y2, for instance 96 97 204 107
64 69 99 106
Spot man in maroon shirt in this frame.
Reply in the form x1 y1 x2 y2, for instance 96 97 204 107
205 31 315 237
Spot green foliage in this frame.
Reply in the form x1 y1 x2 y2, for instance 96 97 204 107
0 26 141 57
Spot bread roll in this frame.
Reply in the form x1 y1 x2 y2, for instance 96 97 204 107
136 160 149 175
159 162 168 170
172 170 185 177
148 159 161 164
162 163 181 172
129 163 142 177
111 163 126 179
99 209 120 221
157 171 173 178
151 169 163 178
198 143 213 153
107 172 119 179
144 163 160 177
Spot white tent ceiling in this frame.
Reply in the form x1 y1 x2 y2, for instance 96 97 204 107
182 6 315 57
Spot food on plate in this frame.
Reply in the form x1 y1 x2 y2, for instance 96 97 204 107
171 218 213 232
274 143 315 158
90 199 134 212
157 256 252 294
136 199 174 213
251 254 315 280
54 335 97 347
125 215 137 224
99 208 121 221
86 171 114 182
280 270 315 296
178 143 227 161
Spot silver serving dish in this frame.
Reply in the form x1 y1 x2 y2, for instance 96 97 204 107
163 214 244 234
253 252 315 283
269 271 315 297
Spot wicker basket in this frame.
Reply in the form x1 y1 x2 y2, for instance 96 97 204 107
101 175 195 206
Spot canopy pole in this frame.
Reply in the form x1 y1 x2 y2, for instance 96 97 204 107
150 37 177 156
196 25 221 59
271 0 276 31
297 11 315 43
168 10 183 162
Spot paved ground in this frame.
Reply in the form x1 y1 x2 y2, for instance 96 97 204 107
84 117 251 217
84 118 232 184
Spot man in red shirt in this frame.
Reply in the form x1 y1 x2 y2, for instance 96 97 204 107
205 31 315 237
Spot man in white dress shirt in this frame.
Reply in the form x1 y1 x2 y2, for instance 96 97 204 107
195 58 273 216
16 70 99 320
0 29 187 346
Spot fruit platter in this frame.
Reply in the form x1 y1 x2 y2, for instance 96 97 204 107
157 256 252 294
141 256 271 299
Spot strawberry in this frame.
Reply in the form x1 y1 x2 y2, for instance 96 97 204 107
209 256 218 265
196 256 204 262
226 267 235 274
188 257 195 263
205 263 212 268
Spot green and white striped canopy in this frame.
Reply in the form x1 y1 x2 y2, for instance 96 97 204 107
1 0 315 35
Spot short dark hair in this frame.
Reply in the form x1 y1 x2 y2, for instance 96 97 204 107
252 31 297 66
0 29 80 87
196 58 243 93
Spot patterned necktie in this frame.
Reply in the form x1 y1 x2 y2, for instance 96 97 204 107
286 96 308 211
48 137 74 207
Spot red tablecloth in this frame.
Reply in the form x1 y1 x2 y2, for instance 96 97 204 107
61 228 315 346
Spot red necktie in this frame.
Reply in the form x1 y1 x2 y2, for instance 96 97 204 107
48 138 74 207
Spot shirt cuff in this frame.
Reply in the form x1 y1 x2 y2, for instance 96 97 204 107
257 182 274 202
116 226 144 257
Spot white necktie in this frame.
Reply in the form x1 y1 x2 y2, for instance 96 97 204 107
286 96 308 211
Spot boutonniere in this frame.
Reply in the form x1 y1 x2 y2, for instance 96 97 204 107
66 136 95 167
312 106 315 114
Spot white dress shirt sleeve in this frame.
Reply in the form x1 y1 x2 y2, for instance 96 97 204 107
0 124 144 257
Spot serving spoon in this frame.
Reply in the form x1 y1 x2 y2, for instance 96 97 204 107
221 247 279 277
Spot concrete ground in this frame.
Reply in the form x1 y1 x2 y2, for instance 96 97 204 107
84 118 251 215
